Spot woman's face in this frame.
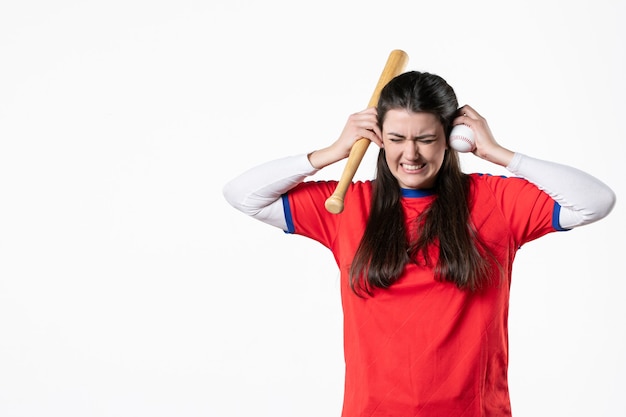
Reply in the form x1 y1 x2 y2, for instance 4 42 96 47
382 109 448 190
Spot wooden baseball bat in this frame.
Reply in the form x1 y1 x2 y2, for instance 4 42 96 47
324 49 409 214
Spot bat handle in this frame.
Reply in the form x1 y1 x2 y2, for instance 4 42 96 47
324 49 409 214
324 138 370 214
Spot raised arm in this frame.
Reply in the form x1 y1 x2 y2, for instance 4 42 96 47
223 107 383 229
456 104 616 229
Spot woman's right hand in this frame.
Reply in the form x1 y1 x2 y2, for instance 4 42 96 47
308 107 382 169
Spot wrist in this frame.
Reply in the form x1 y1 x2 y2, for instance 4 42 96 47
478 145 514 167
308 144 348 169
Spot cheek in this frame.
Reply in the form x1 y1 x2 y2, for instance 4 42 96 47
429 146 447 168
383 146 399 164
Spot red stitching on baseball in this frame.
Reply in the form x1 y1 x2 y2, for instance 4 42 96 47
451 135 473 146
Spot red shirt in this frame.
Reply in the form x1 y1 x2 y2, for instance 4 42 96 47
283 174 562 417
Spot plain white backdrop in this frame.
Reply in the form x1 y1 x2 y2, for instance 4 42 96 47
1 1 624 416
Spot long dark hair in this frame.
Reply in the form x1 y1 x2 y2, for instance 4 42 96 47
349 71 495 296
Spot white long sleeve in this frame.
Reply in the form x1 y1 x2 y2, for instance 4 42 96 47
506 153 616 228
222 154 319 230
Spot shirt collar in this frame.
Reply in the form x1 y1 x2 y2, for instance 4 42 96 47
401 188 435 198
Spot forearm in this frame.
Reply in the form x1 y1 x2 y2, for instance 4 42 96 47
222 154 319 229
506 153 616 228
308 142 353 169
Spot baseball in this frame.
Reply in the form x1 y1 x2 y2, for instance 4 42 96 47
449 124 475 153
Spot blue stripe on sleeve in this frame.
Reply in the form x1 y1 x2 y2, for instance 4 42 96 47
282 194 295 234
553 201 571 232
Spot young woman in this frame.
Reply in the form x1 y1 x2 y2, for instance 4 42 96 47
222 71 616 417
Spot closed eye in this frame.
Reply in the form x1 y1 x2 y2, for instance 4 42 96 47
418 139 436 144
386 133 438 144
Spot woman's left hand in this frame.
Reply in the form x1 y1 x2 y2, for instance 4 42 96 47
452 104 515 167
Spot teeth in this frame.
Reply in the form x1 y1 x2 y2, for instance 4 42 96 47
403 163 424 170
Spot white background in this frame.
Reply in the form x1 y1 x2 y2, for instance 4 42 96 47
1 1 624 416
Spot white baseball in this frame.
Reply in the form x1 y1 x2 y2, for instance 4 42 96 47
449 124 475 153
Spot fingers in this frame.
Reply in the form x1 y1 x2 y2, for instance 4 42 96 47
452 104 484 128
452 104 509 161
344 107 382 147
459 104 483 119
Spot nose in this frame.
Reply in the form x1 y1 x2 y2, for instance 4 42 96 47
403 140 420 159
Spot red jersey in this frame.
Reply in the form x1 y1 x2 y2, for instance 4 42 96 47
282 173 564 417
